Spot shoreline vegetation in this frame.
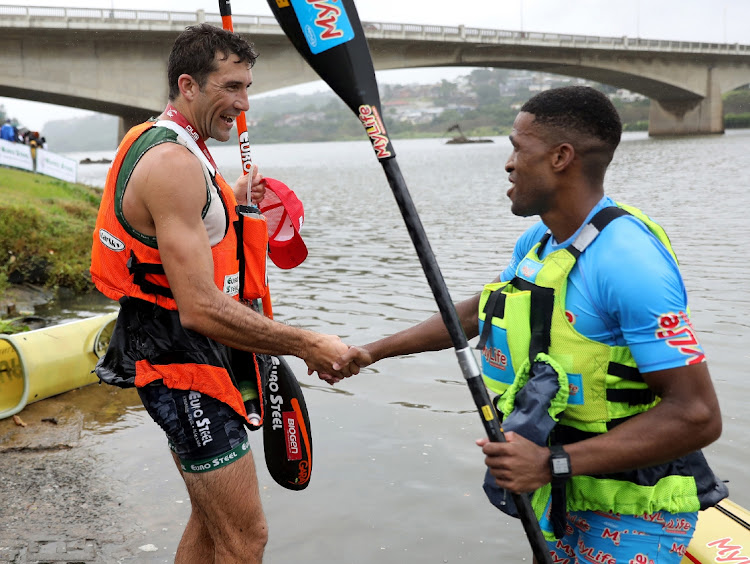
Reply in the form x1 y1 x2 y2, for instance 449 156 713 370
0 167 101 326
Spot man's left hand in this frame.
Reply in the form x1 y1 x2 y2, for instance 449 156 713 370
476 432 551 493
233 164 265 205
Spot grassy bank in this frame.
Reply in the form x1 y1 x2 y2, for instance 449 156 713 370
0 166 101 295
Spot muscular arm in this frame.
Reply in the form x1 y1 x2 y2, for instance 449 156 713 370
125 143 348 375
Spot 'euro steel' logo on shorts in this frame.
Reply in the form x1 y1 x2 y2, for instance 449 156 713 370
187 391 213 447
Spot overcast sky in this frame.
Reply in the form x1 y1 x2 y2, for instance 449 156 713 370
2 0 749 131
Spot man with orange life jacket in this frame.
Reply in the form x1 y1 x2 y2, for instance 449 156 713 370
329 86 726 562
90 24 355 564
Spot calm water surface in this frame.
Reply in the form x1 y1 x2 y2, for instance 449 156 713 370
58 130 750 562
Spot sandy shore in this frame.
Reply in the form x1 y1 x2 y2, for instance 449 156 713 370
0 387 161 564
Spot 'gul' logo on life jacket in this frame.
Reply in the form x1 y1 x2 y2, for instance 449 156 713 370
99 229 125 251
291 0 355 54
358 105 392 159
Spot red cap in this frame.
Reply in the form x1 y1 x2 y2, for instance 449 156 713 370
259 177 308 269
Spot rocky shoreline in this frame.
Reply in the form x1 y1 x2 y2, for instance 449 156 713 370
1 284 54 319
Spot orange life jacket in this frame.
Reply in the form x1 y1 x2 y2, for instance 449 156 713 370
91 120 269 308
90 120 269 426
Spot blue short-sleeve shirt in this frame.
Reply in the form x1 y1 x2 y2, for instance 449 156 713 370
499 196 705 373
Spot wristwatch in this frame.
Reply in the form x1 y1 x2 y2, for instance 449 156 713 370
548 445 571 539
549 444 571 481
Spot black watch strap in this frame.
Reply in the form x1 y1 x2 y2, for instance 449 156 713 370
548 444 570 539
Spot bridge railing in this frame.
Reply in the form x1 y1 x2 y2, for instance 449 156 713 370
0 4 748 55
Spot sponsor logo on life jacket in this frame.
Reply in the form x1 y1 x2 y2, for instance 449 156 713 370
224 272 240 296
358 105 392 159
517 257 542 282
99 229 125 251
482 346 508 370
567 373 584 405
628 555 655 564
655 311 705 365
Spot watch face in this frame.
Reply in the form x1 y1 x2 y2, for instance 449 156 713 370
552 457 570 475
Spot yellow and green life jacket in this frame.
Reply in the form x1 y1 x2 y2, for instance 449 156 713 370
477 204 727 540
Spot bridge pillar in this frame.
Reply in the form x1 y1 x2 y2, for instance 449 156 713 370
117 110 158 142
648 69 724 136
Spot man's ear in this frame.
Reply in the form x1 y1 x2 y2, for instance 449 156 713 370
550 143 575 172
177 74 199 101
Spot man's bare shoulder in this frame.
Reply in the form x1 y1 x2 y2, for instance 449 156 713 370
130 143 206 200
122 142 208 234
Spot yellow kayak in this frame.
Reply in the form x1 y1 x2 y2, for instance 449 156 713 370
683 498 750 563
0 312 117 419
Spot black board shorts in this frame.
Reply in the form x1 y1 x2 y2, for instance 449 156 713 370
138 382 250 473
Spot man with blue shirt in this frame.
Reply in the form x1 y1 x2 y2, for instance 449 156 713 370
328 86 726 562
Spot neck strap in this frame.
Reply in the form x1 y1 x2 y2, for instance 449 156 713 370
164 104 218 169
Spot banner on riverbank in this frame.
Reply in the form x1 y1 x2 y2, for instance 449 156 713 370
0 139 34 172
36 148 78 183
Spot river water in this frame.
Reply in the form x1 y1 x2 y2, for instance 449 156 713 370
53 130 750 562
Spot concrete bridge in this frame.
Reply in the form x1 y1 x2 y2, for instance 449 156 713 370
1 5 750 137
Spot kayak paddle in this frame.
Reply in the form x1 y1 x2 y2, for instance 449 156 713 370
264 0 551 560
219 0 313 491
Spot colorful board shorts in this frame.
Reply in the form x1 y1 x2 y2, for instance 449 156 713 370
546 509 698 563
138 382 250 474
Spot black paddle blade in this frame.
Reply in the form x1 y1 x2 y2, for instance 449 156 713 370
262 355 312 490
267 0 395 161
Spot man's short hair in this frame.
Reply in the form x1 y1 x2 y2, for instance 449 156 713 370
521 86 622 151
168 23 259 101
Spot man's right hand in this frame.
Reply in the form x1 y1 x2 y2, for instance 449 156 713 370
314 345 374 385
303 334 356 381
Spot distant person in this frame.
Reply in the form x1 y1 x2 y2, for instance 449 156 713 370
0 119 15 142
90 23 357 563
330 86 727 562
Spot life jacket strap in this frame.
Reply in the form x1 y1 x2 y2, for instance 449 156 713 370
606 388 657 406
608 361 644 382
476 290 506 351
127 251 173 299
